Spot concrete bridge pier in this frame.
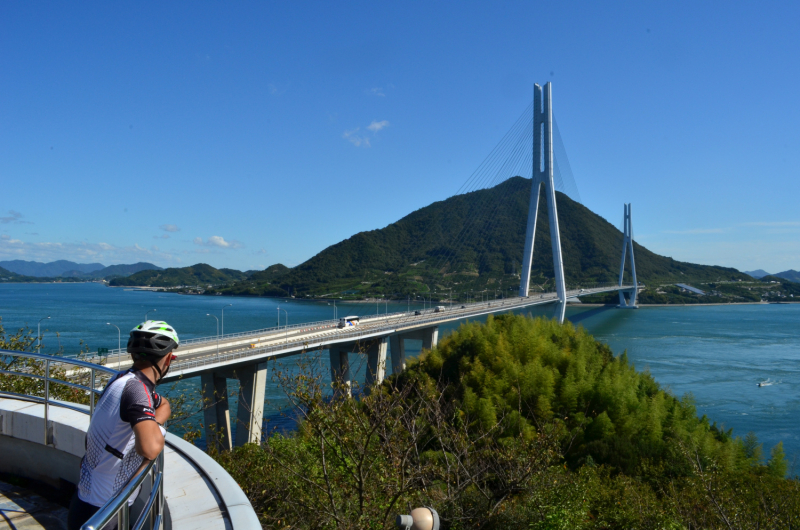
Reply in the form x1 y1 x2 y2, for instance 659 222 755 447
201 373 232 452
201 362 268 450
390 335 406 375
329 347 352 398
389 326 439 376
618 289 639 309
233 362 267 447
365 337 388 389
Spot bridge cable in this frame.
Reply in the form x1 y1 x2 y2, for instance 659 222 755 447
417 117 534 307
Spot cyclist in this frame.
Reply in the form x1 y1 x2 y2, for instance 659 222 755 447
68 320 178 530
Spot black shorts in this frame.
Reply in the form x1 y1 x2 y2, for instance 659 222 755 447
67 490 171 530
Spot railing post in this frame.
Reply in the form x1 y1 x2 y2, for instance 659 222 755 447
44 359 50 446
90 368 96 416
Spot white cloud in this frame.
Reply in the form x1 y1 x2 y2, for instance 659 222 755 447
160 224 180 232
367 87 385 97
0 210 32 224
194 236 243 249
343 128 370 147
344 120 390 147
0 236 178 266
367 120 389 132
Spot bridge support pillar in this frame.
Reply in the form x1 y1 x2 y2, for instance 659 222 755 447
388 326 439 377
365 337 388 389
519 82 567 324
390 335 405 375
422 327 439 350
329 347 351 398
201 373 232 452
233 362 267 447
618 203 639 309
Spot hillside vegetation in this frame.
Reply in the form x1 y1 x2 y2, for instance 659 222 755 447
216 177 749 299
216 314 797 529
109 263 247 287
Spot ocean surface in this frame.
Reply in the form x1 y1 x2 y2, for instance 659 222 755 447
1 282 798 462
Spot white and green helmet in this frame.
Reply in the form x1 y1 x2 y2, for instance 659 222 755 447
127 320 180 359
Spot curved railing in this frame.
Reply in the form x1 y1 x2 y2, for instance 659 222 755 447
0 349 166 530
83 452 165 530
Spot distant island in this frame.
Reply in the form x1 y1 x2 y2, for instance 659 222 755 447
0 261 162 283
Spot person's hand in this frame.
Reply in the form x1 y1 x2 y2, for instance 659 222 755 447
155 397 171 425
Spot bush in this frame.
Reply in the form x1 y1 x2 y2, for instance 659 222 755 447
213 315 800 529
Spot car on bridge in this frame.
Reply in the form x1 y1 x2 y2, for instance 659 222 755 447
434 306 446 313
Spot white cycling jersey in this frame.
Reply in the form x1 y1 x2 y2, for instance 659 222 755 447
78 369 164 507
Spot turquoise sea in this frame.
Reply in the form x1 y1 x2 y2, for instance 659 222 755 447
1 282 798 462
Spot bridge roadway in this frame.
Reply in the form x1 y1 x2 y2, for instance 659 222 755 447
105 284 637 451
104 284 637 381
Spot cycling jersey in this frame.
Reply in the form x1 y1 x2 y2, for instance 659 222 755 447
78 369 165 507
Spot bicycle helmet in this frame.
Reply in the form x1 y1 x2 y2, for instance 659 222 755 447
127 320 180 359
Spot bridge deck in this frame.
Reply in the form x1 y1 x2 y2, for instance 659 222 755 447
149 285 637 382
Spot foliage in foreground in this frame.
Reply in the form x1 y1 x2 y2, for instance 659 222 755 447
198 316 797 527
214 315 799 529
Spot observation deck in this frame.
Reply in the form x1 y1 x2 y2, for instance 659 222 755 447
0 350 259 530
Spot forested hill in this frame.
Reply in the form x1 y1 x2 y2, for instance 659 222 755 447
216 176 748 298
110 263 247 287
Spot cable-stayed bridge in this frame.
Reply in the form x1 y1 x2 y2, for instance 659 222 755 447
117 82 643 450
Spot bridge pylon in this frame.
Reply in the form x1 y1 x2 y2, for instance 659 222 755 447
618 203 639 308
519 82 567 322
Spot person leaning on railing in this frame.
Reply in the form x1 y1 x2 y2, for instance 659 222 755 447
68 320 179 530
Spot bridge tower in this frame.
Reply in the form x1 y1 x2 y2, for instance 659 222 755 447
519 82 567 322
618 203 639 308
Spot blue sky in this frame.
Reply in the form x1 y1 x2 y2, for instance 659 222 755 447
1 1 799 273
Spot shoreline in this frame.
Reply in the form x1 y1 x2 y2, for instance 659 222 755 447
575 301 797 307
6 284 798 307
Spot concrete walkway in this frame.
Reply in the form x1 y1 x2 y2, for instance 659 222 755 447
0 480 68 530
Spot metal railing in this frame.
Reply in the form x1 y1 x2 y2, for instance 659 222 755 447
0 349 166 530
168 284 637 376
83 452 165 530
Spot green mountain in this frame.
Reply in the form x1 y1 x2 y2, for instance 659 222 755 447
109 263 247 288
0 266 20 279
216 177 748 299
774 269 800 283
89 262 162 279
0 259 104 277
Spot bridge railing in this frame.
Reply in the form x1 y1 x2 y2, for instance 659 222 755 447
104 283 643 362
104 316 343 359
168 285 636 375
0 349 167 530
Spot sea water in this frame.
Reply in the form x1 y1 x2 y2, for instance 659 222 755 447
1 283 797 462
